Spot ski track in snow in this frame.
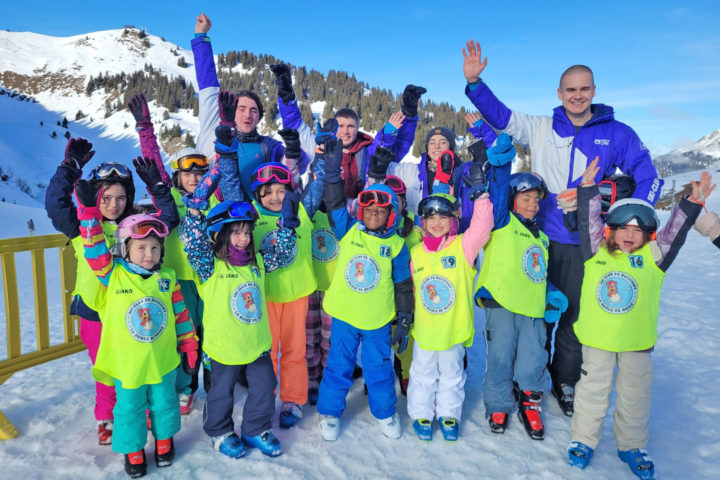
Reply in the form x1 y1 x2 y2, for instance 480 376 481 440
1 175 719 479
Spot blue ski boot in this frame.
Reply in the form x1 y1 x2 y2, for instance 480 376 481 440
279 402 303 429
242 430 283 457
618 448 656 480
568 441 594 469
412 419 433 441
439 417 459 442
211 432 246 459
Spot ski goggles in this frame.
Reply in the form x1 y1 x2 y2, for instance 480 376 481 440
255 164 292 184
121 219 169 239
207 201 258 229
418 195 460 218
358 190 392 208
384 175 406 196
598 180 617 212
171 154 209 171
89 162 132 181
509 173 547 200
605 203 658 232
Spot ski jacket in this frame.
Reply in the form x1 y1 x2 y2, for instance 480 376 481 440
465 80 664 245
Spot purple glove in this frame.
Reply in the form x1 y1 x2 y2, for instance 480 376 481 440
218 90 238 126
127 93 152 130
62 138 95 169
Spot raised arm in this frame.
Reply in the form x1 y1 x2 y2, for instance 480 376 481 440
576 158 604 261
133 156 180 231
192 13 221 158
128 93 172 187
461 193 494 266
75 180 114 287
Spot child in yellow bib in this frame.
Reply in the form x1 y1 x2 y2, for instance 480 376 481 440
567 161 713 480
74 178 197 479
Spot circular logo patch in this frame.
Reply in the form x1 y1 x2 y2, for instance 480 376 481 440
230 281 263 324
260 229 298 268
420 275 455 314
344 254 381 292
312 228 339 263
125 297 169 342
522 245 547 284
595 271 638 314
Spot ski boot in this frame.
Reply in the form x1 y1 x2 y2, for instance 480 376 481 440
320 415 340 441
377 413 401 439
124 449 147 478
568 441 594 469
279 402 303 429
242 429 282 457
439 417 458 442
552 381 574 417
211 432 246 459
618 448 656 479
98 420 113 445
412 419 433 441
518 390 544 440
154 437 174 467
179 392 195 415
488 412 508 434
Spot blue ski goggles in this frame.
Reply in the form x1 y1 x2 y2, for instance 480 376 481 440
89 162 132 181
207 201 258 230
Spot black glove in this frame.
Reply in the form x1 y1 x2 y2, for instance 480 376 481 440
368 146 395 181
132 156 163 187
400 84 427 117
280 191 301 229
315 118 339 145
127 93 152 129
321 137 344 184
181 351 200 376
215 124 237 147
74 179 100 208
278 128 301 160
269 64 295 104
391 313 413 354
62 138 95 169
467 138 488 165
217 90 238 126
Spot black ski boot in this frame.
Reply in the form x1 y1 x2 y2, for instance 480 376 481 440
518 390 544 440
552 381 574 417
124 449 147 478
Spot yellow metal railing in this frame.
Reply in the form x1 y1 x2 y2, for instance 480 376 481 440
0 233 83 439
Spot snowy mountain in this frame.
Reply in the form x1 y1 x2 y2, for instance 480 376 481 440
653 128 720 176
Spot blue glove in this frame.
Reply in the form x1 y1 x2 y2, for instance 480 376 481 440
391 313 413 354
182 167 221 210
319 137 343 184
487 133 515 166
280 191 301 229
544 289 569 323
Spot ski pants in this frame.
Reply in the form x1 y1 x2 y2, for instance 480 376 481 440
175 279 208 395
546 241 584 388
407 342 466 421
112 370 179 454
571 346 652 450
318 319 396 420
483 307 549 414
203 353 277 438
267 296 309 405
306 290 332 389
80 317 116 421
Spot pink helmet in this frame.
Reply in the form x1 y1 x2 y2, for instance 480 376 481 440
113 214 169 260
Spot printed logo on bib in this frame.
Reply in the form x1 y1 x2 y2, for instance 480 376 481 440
522 245 547 284
157 278 170 292
344 254 380 292
261 230 298 268
125 297 169 342
312 228 339 263
230 282 263 324
595 271 638 314
420 275 455 314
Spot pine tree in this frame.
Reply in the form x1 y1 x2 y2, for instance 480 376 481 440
177 57 187 68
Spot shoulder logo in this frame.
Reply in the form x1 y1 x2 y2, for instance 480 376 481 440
628 255 644 269
158 278 170 292
441 256 456 269
379 245 391 258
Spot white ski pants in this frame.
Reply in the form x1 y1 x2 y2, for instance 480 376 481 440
406 342 466 421
571 345 652 450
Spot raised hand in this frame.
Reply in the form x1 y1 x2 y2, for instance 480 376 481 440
195 13 212 34
462 39 488 83
62 137 95 169
434 151 455 184
386 111 406 130
217 90 238 126
133 156 163 187
320 137 343 183
368 146 395 181
74 179 100 208
465 112 482 127
183 167 221 211
401 84 427 117
269 64 295 104
487 133 515 166
127 93 152 129
315 118 339 145
580 157 600 185
690 171 716 204
280 191 301 229
278 128 301 159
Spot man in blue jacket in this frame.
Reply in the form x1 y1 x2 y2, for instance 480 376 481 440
461 39 664 417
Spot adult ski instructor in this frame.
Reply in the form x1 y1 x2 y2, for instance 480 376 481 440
461 40 663 417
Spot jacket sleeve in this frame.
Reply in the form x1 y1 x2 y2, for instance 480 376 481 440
612 126 664 206
46 164 82 238
179 211 215 283
77 206 114 287
171 281 198 352
148 183 180 231
392 115 419 161
262 226 297 273
461 195 494 266
488 162 511 229
654 197 703 272
191 35 221 160
217 155 244 203
137 124 172 187
577 184 604 261
325 177 355 238
391 244 413 315
301 157 325 220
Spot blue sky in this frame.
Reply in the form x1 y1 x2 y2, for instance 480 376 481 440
3 0 720 155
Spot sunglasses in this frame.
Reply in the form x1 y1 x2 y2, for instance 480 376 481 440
384 176 406 195
256 164 291 184
89 162 132 181
171 155 209 171
127 219 169 239
358 190 392 208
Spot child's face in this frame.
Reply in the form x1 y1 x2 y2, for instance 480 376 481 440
128 236 162 270
614 225 645 253
425 214 452 238
260 184 286 212
179 171 204 194
230 223 252 250
362 204 390 231
99 183 128 221
514 190 540 220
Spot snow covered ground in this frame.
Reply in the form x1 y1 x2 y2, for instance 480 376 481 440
1 170 719 479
